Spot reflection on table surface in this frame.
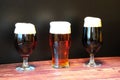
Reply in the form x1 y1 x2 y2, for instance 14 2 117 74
0 57 120 80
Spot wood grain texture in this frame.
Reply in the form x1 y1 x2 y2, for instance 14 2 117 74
0 57 120 80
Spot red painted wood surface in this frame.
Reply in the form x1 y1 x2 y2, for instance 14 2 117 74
0 57 120 80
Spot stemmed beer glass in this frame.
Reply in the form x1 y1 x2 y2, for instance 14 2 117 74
82 17 103 67
14 23 37 71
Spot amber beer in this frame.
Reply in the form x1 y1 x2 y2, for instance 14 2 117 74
49 21 71 68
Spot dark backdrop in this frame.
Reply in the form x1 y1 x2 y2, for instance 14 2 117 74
0 0 120 64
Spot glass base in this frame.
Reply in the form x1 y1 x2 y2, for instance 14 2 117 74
84 61 101 67
52 64 69 69
16 65 35 72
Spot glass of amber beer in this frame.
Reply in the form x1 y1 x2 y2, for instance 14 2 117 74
14 23 37 71
49 21 71 68
82 17 103 67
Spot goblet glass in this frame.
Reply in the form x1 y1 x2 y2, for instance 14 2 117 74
82 17 103 67
14 23 37 71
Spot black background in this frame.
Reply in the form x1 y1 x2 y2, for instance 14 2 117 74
0 0 120 64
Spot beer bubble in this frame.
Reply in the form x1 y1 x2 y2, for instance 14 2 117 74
50 21 71 34
14 23 36 34
84 17 102 27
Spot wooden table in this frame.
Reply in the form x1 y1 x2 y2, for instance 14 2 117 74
0 57 120 80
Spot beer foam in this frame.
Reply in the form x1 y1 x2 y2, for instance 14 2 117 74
84 17 102 27
50 21 71 34
14 23 36 34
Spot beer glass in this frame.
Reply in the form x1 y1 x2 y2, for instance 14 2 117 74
14 23 37 71
82 17 103 67
49 21 71 68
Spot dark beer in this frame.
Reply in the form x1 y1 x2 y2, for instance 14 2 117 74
15 34 37 57
82 16 102 67
14 23 37 71
82 27 102 54
49 21 71 68
49 34 71 68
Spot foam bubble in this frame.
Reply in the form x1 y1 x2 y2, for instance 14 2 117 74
14 23 36 34
84 17 102 27
50 21 71 34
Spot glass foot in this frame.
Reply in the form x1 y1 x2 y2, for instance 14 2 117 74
52 65 69 69
84 61 101 67
16 65 35 72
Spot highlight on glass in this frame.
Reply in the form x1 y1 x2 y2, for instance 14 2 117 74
82 17 103 67
49 21 71 68
14 23 37 71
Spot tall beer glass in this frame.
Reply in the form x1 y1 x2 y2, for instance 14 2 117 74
82 17 103 67
49 21 71 68
14 23 37 71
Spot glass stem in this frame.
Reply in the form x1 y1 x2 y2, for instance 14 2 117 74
89 53 95 66
22 57 29 68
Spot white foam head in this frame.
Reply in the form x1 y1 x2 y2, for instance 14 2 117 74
84 16 102 27
14 23 36 34
50 21 71 34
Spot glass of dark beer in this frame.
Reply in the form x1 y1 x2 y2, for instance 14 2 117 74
82 17 103 67
14 23 37 71
49 21 71 68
